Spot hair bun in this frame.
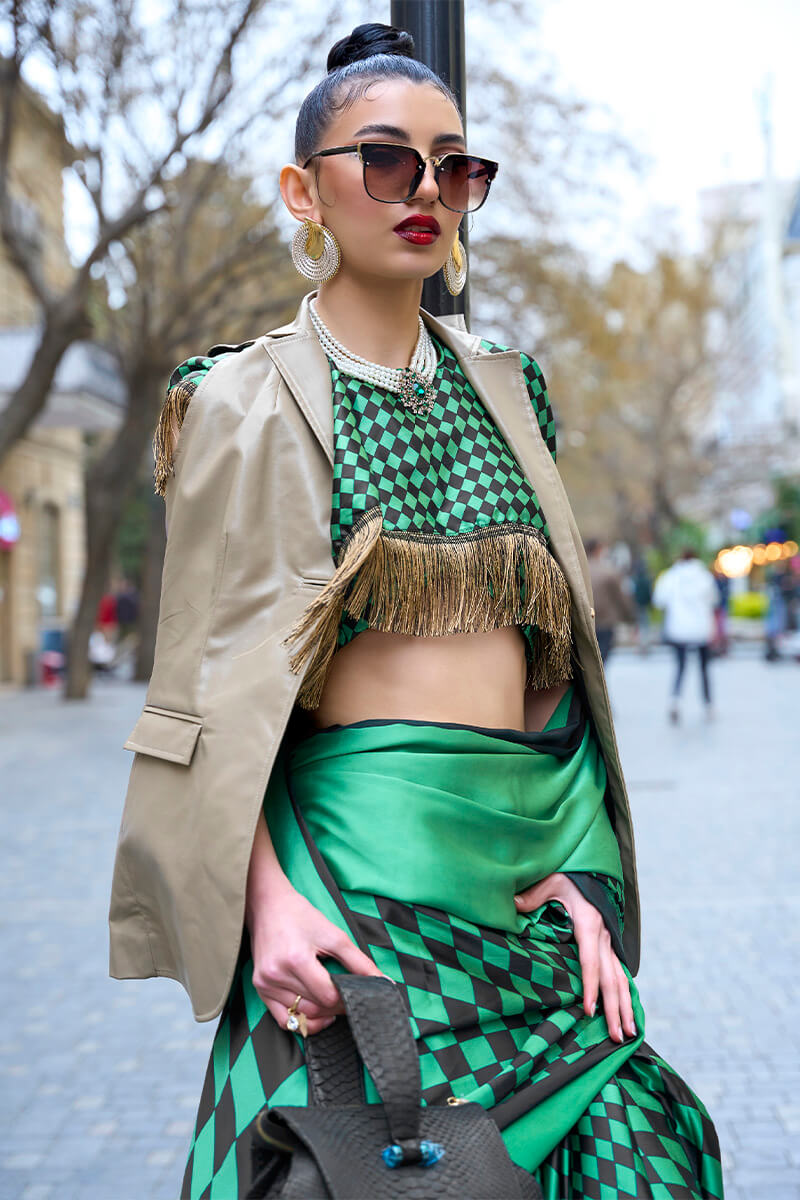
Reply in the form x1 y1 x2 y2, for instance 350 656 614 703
327 22 415 73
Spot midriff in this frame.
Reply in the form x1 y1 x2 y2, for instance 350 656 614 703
311 626 568 732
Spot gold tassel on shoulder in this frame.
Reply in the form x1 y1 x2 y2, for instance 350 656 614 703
285 509 573 710
153 381 195 497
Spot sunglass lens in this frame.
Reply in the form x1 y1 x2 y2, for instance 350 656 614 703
362 145 419 202
439 155 493 213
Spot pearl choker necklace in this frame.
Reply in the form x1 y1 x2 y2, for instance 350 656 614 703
309 298 438 417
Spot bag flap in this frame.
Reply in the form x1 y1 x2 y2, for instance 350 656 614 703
123 705 203 765
270 1104 532 1199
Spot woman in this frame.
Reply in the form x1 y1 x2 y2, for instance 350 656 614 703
652 550 717 723
110 23 723 1199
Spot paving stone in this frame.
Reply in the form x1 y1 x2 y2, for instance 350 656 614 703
2 652 798 1198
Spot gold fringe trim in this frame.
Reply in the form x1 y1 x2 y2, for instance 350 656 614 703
285 508 573 710
153 381 195 497
283 508 384 709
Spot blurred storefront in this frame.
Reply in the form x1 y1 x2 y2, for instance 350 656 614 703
0 76 123 684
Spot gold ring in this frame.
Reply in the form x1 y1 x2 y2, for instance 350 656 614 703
286 995 308 1037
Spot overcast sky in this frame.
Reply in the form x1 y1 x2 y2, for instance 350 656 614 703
535 0 800 263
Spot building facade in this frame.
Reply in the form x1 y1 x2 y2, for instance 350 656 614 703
0 80 122 684
695 177 800 539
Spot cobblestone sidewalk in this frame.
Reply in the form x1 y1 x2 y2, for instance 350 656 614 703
1 649 798 1199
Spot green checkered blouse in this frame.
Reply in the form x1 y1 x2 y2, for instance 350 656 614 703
327 331 559 663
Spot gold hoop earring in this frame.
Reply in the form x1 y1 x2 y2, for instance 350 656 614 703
442 232 467 296
291 217 341 282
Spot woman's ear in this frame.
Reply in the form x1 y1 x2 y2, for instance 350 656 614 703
279 164 321 224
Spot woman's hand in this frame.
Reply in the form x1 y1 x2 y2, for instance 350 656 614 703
514 872 636 1044
248 875 385 1036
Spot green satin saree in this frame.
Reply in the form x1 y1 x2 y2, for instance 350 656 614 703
181 688 723 1199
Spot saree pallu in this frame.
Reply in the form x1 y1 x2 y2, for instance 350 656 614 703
182 692 724 1199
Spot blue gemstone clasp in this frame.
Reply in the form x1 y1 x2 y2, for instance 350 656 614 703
381 1140 446 1168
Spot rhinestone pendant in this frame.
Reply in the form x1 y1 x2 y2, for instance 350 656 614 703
398 369 436 417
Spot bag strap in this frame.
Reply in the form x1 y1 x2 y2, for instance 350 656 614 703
304 1013 365 1108
334 975 422 1145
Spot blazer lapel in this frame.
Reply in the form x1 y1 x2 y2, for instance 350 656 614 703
261 291 335 465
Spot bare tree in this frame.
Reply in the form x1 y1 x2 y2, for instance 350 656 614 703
549 250 721 551
0 0 321 464
62 160 307 698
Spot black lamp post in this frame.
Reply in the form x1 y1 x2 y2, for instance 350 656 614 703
390 0 469 328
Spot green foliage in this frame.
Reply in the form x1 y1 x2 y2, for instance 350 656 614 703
756 476 800 542
730 591 768 619
646 519 711 577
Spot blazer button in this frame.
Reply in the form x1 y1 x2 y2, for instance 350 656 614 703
590 607 596 620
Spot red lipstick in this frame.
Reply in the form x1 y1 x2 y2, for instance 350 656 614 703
394 214 441 245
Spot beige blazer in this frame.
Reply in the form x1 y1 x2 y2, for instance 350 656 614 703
108 289 640 1022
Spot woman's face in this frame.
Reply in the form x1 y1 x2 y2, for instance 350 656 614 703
284 79 467 282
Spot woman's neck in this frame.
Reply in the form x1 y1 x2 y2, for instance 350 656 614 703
314 275 425 368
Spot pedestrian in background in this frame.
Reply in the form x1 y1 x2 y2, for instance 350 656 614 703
114 577 140 642
631 556 653 654
653 549 717 722
764 563 793 661
95 587 118 642
711 566 730 656
585 538 636 662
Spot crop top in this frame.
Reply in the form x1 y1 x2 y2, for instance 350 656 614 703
154 329 573 713
284 331 572 709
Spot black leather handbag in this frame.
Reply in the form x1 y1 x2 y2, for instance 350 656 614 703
245 972 541 1199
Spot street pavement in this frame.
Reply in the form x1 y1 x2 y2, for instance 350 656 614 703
1 647 798 1200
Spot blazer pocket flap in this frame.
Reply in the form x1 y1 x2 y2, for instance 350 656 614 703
123 705 203 765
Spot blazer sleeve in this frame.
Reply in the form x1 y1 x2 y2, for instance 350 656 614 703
519 350 557 464
153 341 255 496
477 337 557 464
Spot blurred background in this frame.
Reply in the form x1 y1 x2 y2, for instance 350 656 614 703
1 2 798 1199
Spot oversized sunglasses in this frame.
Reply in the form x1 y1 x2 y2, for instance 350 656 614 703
302 141 499 213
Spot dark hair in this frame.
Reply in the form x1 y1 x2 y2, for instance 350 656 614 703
294 22 462 167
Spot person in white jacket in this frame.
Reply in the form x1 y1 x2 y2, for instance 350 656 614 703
653 549 718 721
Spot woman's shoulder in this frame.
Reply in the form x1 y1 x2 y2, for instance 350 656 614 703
153 340 258 496
168 339 258 394
474 337 557 463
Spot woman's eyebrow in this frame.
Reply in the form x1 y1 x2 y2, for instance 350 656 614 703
351 122 466 147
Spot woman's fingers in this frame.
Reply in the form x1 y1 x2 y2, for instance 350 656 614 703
251 929 383 1029
616 959 637 1038
514 873 637 1045
263 985 330 1021
320 929 384 979
597 933 623 1042
253 953 338 1012
576 929 600 1019
573 914 633 1043
513 879 549 912
263 996 335 1038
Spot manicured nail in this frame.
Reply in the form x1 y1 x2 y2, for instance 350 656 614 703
590 1003 596 1018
